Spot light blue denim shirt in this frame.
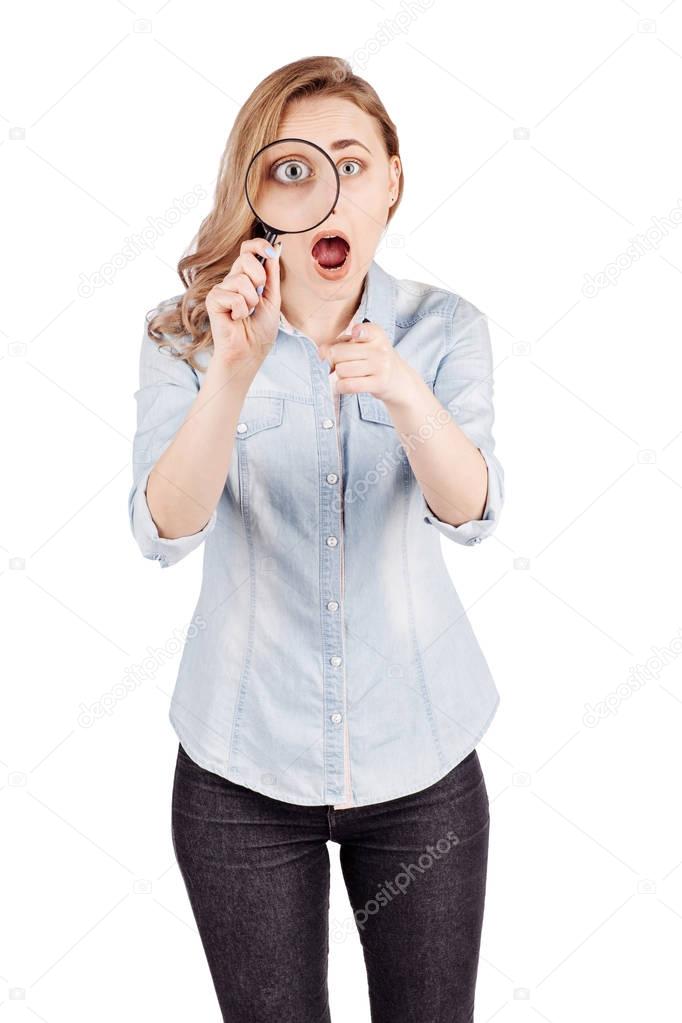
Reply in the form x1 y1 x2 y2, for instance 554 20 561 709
128 258 504 808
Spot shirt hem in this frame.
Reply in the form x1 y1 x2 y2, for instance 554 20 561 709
333 688 501 811
169 689 500 810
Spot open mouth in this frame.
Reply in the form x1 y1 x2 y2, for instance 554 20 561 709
311 234 351 272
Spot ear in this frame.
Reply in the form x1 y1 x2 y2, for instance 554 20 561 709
389 155 401 202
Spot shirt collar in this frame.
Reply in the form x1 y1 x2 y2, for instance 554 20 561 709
278 259 396 345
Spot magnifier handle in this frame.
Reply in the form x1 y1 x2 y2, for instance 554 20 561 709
255 225 280 266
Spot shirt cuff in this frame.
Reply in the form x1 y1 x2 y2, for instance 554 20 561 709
130 465 218 568
421 446 503 546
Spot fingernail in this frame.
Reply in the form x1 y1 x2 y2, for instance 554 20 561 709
256 284 264 295
265 245 277 258
248 306 256 315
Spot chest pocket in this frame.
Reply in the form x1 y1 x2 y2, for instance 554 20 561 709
356 393 394 426
235 396 284 438
356 374 436 427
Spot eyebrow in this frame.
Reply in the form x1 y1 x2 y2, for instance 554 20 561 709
328 138 372 155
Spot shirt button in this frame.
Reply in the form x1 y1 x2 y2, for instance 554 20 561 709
330 712 343 724
322 418 334 429
330 655 342 667
326 472 339 484
326 535 338 547
467 536 482 545
327 600 339 612
236 422 247 434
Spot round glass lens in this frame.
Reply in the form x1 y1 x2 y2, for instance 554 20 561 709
245 138 340 234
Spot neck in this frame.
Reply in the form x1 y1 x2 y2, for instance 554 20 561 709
281 274 366 347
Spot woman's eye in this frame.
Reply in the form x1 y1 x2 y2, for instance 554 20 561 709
272 160 312 184
339 160 362 176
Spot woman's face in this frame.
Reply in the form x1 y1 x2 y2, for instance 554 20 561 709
273 96 401 306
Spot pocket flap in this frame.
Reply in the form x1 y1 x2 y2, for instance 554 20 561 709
236 396 284 437
357 392 394 426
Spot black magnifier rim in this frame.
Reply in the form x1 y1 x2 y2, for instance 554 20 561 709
244 136 341 236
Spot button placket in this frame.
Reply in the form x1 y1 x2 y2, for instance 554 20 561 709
330 375 353 808
302 341 348 804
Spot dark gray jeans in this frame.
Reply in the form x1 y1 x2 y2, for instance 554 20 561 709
171 742 490 1022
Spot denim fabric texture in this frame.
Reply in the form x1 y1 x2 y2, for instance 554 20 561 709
171 739 490 1023
129 258 504 808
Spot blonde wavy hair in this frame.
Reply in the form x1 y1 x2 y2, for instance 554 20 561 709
147 55 404 371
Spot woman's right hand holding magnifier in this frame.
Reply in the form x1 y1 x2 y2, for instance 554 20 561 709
144 236 282 542
205 237 282 369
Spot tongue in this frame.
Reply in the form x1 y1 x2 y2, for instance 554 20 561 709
312 236 348 268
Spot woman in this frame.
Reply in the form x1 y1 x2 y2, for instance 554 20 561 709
129 55 504 1023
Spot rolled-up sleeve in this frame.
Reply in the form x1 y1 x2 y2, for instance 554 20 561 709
421 296 504 547
128 318 217 568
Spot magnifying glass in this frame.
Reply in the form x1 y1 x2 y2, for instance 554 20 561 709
244 137 341 265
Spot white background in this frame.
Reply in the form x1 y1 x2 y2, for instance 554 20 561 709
2 0 682 1019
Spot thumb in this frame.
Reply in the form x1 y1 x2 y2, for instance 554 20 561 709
263 239 282 308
